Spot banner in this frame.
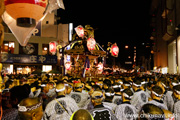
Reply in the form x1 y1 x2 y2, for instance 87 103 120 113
1 54 57 64
19 43 38 55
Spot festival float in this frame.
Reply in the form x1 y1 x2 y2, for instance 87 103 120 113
62 25 106 77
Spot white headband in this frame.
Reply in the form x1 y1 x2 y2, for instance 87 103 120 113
133 83 141 87
175 90 180 95
56 87 66 92
118 81 123 84
152 91 162 97
172 82 179 86
113 85 121 88
124 84 130 86
18 102 42 112
120 89 124 92
96 83 103 86
141 81 146 85
41 84 46 87
105 92 115 96
123 93 132 99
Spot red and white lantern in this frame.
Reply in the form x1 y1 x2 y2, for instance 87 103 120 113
97 62 103 74
111 43 119 57
87 37 96 51
49 41 57 55
65 62 71 71
75 25 84 38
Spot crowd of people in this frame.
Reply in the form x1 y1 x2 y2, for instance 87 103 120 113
0 72 180 120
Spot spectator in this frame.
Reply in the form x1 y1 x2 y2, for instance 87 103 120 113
18 97 43 120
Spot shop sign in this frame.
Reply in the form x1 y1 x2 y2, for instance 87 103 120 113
111 43 119 57
49 41 57 55
1 54 57 64
87 37 96 51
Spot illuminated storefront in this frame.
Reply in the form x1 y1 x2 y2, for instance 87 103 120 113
168 40 177 74
1 54 57 74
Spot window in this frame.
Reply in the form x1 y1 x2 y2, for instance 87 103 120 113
42 65 52 72
19 43 38 55
2 64 13 74
42 44 49 55
2 41 15 54
42 44 53 55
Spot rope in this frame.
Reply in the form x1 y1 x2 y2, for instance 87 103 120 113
54 98 68 113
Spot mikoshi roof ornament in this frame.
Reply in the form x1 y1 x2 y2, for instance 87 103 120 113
74 25 84 38
2 0 65 46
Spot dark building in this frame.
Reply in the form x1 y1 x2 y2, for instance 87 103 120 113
150 0 180 74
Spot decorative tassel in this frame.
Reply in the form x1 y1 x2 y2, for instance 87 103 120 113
82 56 90 77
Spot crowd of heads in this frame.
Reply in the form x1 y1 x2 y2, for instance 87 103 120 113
0 73 180 120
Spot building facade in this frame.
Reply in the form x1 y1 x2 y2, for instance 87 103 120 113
150 0 180 74
1 12 70 74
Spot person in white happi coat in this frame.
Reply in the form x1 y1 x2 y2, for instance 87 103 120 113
112 82 123 105
145 81 155 98
89 91 118 120
69 82 90 108
115 88 137 120
172 85 180 120
162 79 179 112
40 81 56 110
29 82 41 98
156 80 173 111
130 79 148 111
43 83 79 120
147 85 168 110
102 88 117 112
138 103 165 120
18 97 43 120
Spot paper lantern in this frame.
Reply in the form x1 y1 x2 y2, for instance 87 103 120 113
4 0 48 27
97 62 103 74
111 43 119 57
49 41 57 55
2 11 36 46
87 37 96 51
75 25 84 38
2 0 65 46
65 62 71 71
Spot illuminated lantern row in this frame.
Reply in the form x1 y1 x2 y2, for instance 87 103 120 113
65 62 71 71
111 43 119 57
49 41 57 55
75 25 84 38
87 37 96 51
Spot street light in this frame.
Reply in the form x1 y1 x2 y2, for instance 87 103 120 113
125 45 129 49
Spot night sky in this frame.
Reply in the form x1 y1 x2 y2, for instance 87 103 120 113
58 0 152 68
